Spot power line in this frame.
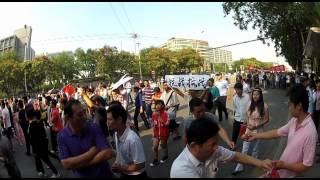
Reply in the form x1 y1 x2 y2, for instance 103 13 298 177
32 33 127 43
120 3 135 33
109 3 128 34
205 38 268 51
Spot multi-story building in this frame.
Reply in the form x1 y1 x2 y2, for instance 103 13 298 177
161 37 232 71
0 25 34 60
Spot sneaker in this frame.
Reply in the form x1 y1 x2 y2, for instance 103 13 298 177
149 159 159 167
160 156 169 163
38 172 46 177
50 173 61 178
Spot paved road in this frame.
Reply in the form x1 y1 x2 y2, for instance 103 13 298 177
1 88 319 178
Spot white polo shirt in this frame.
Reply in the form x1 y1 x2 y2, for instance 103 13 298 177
233 93 250 122
215 80 229 96
170 146 236 178
114 127 146 175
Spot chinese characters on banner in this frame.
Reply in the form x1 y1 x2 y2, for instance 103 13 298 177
165 75 210 90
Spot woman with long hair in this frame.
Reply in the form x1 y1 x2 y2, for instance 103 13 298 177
233 87 270 174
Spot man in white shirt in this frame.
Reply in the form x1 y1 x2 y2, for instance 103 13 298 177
160 82 181 140
215 73 229 122
170 118 273 178
232 82 250 145
1 101 13 151
106 103 147 178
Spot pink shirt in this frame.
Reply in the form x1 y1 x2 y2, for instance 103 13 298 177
277 114 318 178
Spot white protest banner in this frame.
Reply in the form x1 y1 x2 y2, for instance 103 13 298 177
165 75 210 90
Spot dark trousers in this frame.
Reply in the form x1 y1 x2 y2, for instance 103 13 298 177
145 103 153 120
35 152 58 174
133 107 149 131
218 96 228 121
5 161 21 178
50 128 58 152
21 126 31 154
232 120 243 145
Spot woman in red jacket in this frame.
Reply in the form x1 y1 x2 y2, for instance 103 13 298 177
150 100 170 167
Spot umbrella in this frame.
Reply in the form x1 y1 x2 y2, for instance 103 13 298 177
112 75 133 91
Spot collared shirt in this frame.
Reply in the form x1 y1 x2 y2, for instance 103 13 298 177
170 146 235 178
114 127 146 175
277 114 318 178
183 112 220 134
1 107 11 128
57 121 113 178
215 80 229 96
233 93 250 122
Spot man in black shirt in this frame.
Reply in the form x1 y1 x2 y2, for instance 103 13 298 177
18 100 31 156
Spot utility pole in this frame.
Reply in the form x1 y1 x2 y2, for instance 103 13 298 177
24 43 28 93
137 42 143 80
132 33 142 80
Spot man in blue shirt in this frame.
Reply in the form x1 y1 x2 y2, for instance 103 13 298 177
57 99 114 178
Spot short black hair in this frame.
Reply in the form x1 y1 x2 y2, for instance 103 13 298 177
51 99 57 107
26 106 35 119
234 82 243 90
155 99 165 106
18 100 24 109
208 78 214 83
92 95 106 107
287 83 309 112
64 99 81 118
189 98 204 112
106 103 127 124
186 117 220 145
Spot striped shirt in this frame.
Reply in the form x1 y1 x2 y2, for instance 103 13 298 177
143 87 154 105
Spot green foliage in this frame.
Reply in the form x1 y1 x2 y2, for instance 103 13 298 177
232 57 273 71
223 2 319 71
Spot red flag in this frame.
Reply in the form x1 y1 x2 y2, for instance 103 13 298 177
63 84 76 99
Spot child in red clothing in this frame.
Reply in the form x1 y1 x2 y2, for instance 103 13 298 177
150 100 170 167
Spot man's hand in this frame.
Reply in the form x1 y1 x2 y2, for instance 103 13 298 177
259 159 273 170
112 164 128 173
227 140 235 150
273 160 285 170
89 146 99 155
245 132 258 142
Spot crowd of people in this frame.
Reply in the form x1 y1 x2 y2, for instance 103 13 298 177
0 70 319 178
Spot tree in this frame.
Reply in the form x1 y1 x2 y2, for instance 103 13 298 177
0 51 18 61
232 57 273 71
96 46 137 81
172 48 204 73
74 48 99 79
0 60 24 96
50 52 77 84
223 2 319 72
142 48 176 79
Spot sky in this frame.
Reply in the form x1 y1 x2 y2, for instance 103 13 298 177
0 2 288 65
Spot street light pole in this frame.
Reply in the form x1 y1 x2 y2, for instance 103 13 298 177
137 42 143 80
24 43 28 93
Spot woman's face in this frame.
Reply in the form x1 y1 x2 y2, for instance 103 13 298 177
252 90 261 102
155 103 164 111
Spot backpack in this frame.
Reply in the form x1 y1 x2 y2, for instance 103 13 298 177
205 89 214 110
